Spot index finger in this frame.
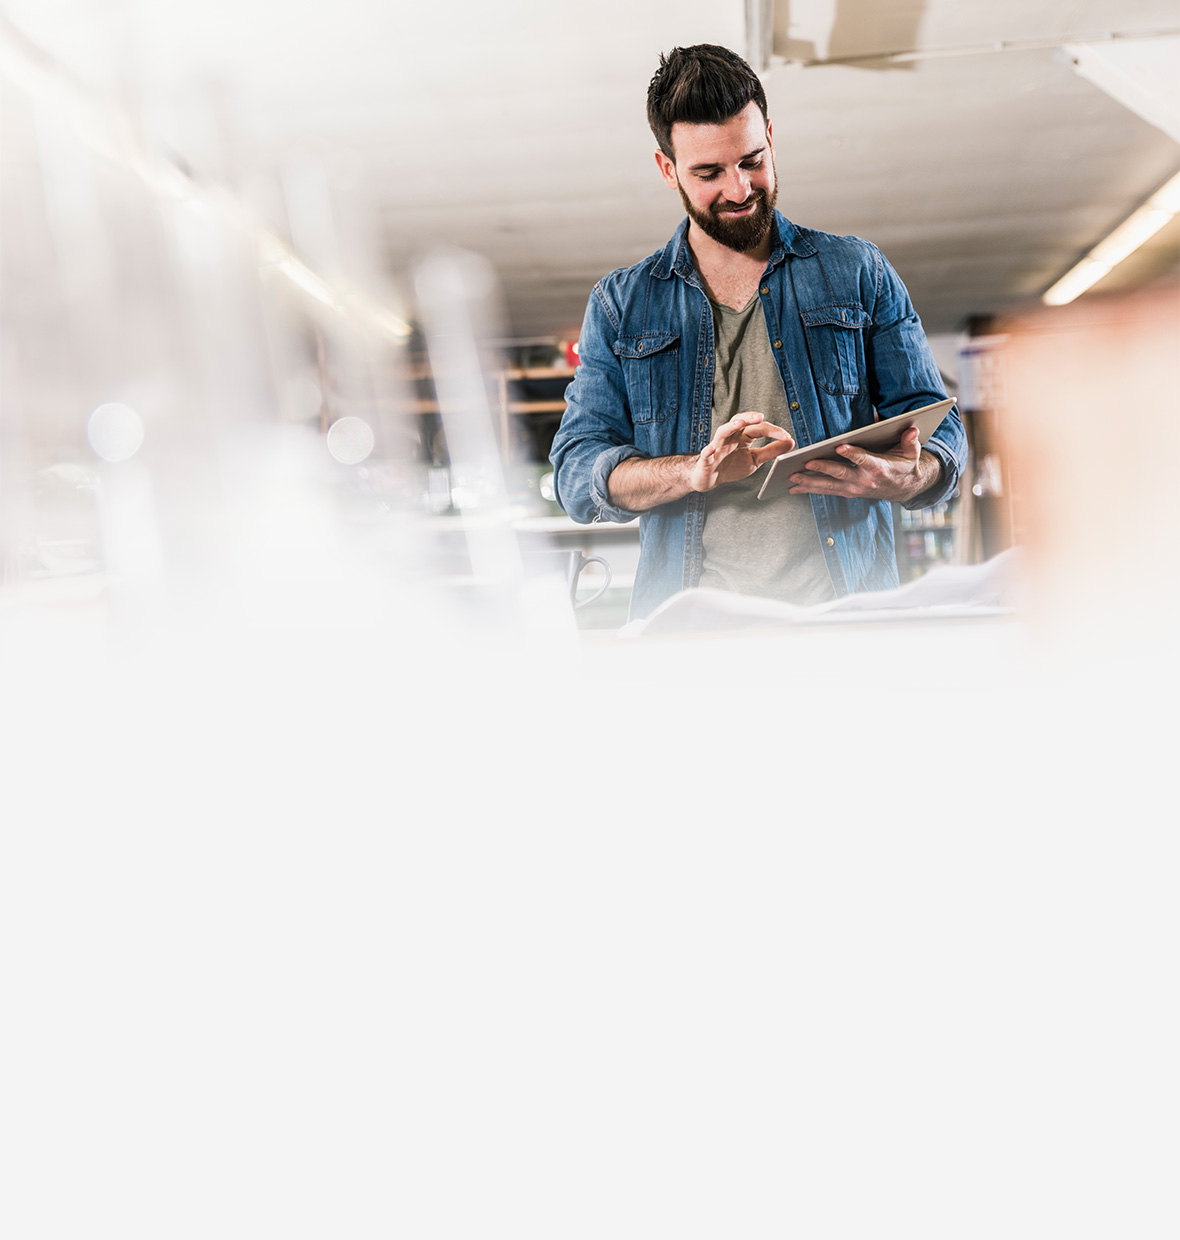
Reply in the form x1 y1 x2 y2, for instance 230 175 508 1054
712 413 758 442
726 411 773 433
743 422 792 442
713 411 776 446
733 411 792 439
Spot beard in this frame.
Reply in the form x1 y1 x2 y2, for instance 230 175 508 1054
677 163 779 253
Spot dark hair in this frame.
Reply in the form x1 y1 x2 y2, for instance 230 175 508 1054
646 44 769 161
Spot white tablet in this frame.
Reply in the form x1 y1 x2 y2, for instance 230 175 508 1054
757 396 957 501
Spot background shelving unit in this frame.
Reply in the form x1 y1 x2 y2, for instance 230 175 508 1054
893 494 962 581
404 345 641 626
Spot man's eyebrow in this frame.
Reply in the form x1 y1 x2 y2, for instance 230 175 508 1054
686 145 766 173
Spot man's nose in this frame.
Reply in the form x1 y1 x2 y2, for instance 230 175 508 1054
724 167 752 203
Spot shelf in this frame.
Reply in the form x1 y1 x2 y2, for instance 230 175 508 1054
420 513 638 534
513 516 638 534
507 400 566 414
503 367 575 380
405 363 574 381
407 399 567 415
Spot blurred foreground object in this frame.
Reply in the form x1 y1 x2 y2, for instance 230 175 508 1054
993 278 1180 652
413 246 577 638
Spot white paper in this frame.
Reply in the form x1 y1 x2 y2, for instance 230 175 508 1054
619 548 1023 638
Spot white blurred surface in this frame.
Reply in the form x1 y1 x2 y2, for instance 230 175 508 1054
1 594 1176 1239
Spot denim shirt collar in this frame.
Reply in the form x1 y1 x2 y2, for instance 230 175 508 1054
652 210 817 282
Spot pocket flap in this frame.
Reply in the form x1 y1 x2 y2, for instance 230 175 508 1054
612 333 679 359
799 305 871 330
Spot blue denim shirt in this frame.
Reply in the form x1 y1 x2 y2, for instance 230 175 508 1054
549 212 967 620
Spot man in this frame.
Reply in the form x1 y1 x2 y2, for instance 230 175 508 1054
549 43 966 620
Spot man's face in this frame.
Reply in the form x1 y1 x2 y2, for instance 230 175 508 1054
655 102 778 253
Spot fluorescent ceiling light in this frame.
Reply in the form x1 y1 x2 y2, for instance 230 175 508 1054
1043 169 1180 306
275 257 340 310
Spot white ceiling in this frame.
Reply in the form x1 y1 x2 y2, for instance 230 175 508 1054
1 0 1178 341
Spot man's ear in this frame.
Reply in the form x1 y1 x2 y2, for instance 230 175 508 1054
654 149 679 191
766 120 774 151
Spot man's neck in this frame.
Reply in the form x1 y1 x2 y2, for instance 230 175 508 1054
687 220 772 273
686 221 774 308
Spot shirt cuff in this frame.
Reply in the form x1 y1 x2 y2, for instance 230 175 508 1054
589 444 649 522
904 439 961 510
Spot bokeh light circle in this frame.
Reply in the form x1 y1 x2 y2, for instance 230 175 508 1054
326 416 375 465
87 403 144 462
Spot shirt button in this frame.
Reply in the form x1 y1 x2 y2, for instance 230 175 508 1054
790 401 799 410
773 339 782 348
760 285 769 295
826 537 835 547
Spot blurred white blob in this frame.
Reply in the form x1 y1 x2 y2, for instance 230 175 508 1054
325 415 375 465
86 403 144 462
448 484 478 511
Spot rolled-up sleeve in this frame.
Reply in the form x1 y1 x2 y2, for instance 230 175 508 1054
866 248 967 509
910 428 963 508
549 283 649 524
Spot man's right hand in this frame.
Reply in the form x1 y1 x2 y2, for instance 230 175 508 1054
606 411 794 512
687 411 795 493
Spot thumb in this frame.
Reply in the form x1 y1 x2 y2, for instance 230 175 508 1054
886 426 921 460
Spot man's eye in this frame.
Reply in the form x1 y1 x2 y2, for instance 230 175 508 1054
699 171 720 181
742 159 762 170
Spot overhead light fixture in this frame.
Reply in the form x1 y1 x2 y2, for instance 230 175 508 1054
1043 169 1180 305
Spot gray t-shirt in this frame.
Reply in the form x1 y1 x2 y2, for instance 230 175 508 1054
698 294 836 606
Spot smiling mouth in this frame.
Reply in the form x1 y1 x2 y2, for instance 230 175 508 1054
718 197 758 215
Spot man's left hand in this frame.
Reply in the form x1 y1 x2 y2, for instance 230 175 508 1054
788 426 939 503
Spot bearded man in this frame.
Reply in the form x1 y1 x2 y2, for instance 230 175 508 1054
549 43 966 620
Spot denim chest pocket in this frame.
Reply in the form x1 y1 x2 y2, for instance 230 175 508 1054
613 333 679 423
800 306 870 396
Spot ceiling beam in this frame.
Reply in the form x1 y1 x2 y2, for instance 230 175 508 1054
1063 38 1180 143
746 0 774 73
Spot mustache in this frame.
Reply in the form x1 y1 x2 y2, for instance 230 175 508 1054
714 190 766 214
